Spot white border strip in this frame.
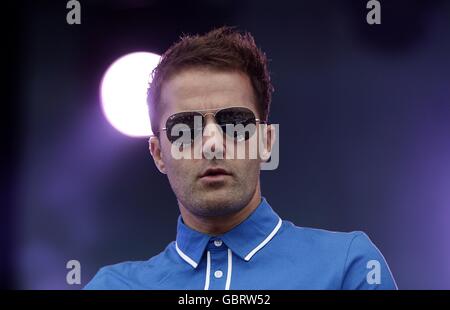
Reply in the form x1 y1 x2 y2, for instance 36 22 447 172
225 248 233 290
175 241 198 268
244 218 282 261
204 251 211 290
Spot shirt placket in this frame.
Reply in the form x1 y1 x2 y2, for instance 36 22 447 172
204 238 229 290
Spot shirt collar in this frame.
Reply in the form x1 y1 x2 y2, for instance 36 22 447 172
175 197 282 268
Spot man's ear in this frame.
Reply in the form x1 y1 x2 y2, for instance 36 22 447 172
260 124 276 162
149 136 167 174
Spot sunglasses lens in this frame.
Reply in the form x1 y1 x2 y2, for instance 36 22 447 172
216 108 257 141
164 107 258 145
165 112 203 144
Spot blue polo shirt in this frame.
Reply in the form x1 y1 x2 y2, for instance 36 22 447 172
85 198 397 289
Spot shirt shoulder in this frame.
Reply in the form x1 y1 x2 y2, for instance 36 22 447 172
279 222 367 255
83 242 179 290
277 222 397 289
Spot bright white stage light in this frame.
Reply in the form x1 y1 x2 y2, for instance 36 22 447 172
100 52 160 137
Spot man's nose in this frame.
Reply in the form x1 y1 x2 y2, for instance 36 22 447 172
202 116 225 159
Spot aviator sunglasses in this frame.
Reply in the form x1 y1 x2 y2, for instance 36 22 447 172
155 106 265 145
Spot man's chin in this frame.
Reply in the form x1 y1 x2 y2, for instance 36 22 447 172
199 192 234 206
191 192 244 217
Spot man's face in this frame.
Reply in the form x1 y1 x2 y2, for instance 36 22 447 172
150 68 263 217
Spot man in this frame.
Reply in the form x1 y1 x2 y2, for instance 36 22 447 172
85 27 397 289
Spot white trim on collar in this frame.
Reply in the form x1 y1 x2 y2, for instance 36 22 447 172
175 241 198 268
244 218 282 261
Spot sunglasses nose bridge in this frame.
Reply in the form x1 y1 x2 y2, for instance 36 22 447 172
202 112 219 127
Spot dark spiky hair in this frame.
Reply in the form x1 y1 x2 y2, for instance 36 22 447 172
147 26 274 135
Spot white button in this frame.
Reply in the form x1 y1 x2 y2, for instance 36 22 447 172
214 240 223 247
214 270 223 278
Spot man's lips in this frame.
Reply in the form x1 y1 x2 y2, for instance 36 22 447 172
199 167 232 179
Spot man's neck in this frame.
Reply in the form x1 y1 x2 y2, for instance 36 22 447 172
179 188 261 236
